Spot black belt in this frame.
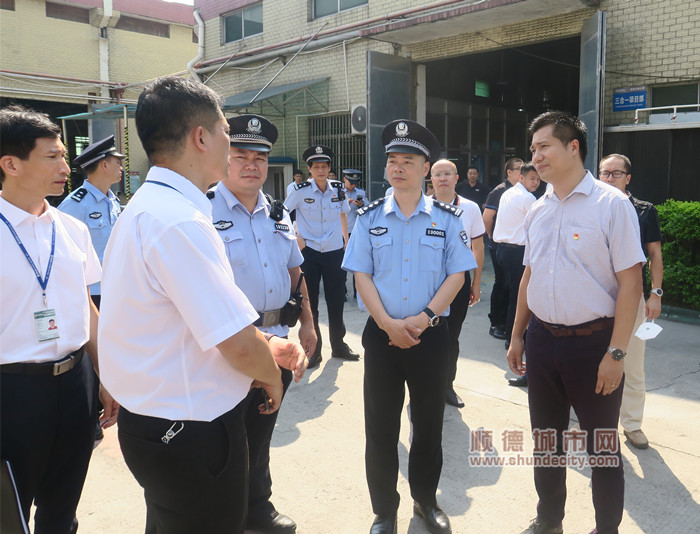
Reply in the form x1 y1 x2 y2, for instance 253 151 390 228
253 309 283 328
534 316 614 337
0 348 84 376
497 242 525 249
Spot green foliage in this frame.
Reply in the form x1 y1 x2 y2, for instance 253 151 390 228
656 200 700 310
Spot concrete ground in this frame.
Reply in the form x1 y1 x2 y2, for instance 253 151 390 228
75 261 700 533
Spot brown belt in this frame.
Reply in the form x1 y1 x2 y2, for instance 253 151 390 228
0 348 84 376
534 316 614 337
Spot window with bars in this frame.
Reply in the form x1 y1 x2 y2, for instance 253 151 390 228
308 114 367 189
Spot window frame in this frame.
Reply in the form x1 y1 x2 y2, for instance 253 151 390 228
222 2 263 45
312 0 368 20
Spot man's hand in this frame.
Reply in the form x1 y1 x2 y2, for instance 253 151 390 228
252 378 284 414
269 336 307 382
98 385 120 429
469 284 481 306
298 322 317 360
379 317 422 349
506 337 526 376
296 235 306 251
595 352 624 395
646 295 661 320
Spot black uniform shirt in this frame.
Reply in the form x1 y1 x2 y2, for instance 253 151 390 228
455 181 491 210
629 195 661 257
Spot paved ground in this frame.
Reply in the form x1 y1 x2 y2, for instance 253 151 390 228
74 262 700 533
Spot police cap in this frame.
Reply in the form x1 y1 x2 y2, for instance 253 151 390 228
342 169 362 183
382 120 441 163
73 135 125 169
303 144 333 164
227 114 278 152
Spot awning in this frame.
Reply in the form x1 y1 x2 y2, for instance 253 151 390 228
223 77 329 116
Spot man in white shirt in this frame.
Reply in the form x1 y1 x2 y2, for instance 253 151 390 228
493 162 540 383
98 77 305 534
0 106 118 533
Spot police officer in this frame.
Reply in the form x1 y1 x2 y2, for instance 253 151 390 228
58 135 123 309
284 144 359 368
343 168 365 299
0 106 118 533
343 120 476 534
209 114 314 533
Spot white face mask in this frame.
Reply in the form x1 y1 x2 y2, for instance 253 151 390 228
634 320 663 341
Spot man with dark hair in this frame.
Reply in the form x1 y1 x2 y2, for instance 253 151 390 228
286 168 306 197
483 157 523 340
0 105 118 533
209 114 313 533
284 144 359 368
343 120 476 534
508 112 644 534
455 165 490 211
98 77 304 533
599 153 663 450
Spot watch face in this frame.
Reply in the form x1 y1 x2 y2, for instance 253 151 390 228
652 288 663 297
610 348 625 361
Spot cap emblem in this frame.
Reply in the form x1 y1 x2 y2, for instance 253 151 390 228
396 122 409 137
315 146 323 154
247 118 262 134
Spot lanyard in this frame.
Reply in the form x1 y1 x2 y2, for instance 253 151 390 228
0 212 55 306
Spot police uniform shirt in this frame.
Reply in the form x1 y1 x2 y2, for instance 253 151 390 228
58 180 121 295
284 179 350 252
342 193 477 319
492 182 536 246
210 182 304 337
524 172 646 326
98 167 260 422
0 196 101 364
345 186 366 233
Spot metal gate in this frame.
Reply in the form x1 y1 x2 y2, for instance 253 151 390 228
308 113 366 189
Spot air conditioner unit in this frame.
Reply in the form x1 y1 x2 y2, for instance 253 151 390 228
351 104 367 135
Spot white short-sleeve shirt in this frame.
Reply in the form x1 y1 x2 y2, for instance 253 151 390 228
493 182 536 246
98 167 260 422
1 196 101 364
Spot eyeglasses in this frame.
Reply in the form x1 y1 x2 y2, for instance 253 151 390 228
599 170 629 179
431 172 455 178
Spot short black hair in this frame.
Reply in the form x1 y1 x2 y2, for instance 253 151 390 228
520 162 537 176
467 165 479 172
0 105 61 183
293 169 303 175
135 76 224 162
505 157 524 173
600 153 631 174
529 111 588 164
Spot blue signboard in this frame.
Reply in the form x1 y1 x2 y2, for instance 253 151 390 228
613 86 647 111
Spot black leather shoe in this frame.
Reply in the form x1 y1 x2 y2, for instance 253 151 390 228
307 351 322 369
445 387 464 408
413 502 451 534
489 326 507 340
369 513 397 534
508 375 528 387
521 516 563 534
331 343 360 361
246 510 297 533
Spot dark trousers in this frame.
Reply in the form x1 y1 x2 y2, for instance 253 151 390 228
488 243 508 328
363 317 450 514
245 367 293 521
526 317 624 534
302 246 347 356
118 403 249 534
0 354 98 534
445 271 471 386
496 243 525 343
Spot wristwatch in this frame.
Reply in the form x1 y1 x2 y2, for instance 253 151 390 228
423 307 439 327
607 346 626 361
650 288 663 297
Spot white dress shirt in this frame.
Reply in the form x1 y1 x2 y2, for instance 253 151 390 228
493 182 535 246
524 172 646 325
98 167 259 422
1 196 101 364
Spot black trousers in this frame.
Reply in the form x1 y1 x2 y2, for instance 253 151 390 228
496 243 525 343
302 246 347 355
0 354 98 534
244 367 293 521
118 403 249 534
488 243 508 328
363 317 450 514
445 271 471 386
526 317 624 534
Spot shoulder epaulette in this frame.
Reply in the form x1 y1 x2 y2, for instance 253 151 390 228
357 197 385 216
294 181 311 190
433 198 463 217
71 188 87 202
206 190 215 199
